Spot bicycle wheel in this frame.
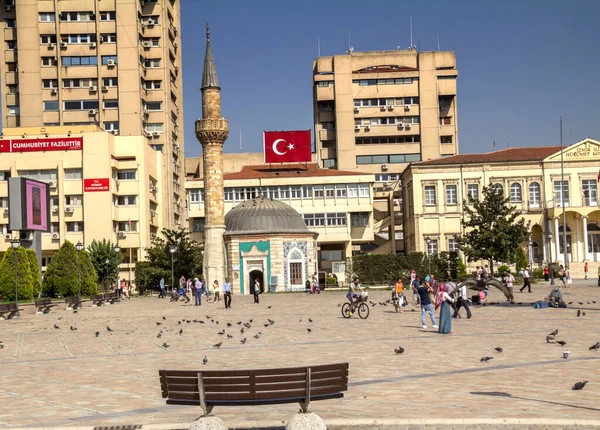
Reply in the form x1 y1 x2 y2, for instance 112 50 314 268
341 303 352 318
358 302 370 319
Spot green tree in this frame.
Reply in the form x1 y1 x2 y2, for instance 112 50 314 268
26 249 41 298
515 246 528 271
457 185 531 275
87 239 121 290
145 228 203 283
134 261 169 295
43 241 98 298
0 247 33 301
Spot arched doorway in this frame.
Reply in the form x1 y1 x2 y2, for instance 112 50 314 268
249 270 264 294
588 223 600 262
558 225 572 263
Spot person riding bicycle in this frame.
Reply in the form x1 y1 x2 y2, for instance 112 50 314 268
347 277 361 313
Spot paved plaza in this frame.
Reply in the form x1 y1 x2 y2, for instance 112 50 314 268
1 281 600 429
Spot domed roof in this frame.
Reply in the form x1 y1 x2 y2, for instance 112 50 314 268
224 196 313 236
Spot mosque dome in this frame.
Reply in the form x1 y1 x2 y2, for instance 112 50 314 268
224 196 312 235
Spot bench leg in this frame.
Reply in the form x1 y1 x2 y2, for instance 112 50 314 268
7 311 19 319
43 307 52 314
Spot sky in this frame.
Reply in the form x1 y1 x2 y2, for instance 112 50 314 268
181 0 600 158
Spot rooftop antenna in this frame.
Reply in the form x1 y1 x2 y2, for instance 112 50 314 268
239 129 243 152
347 31 354 53
410 15 413 49
317 37 321 57
437 34 441 51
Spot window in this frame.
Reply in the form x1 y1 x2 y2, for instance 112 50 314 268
40 35 57 45
448 238 459 252
6 62 17 72
66 222 84 232
279 186 290 199
426 239 438 255
0 171 10 181
335 185 347 198
114 195 137 206
144 101 162 111
141 38 161 47
192 218 205 232
321 250 343 261
528 182 541 207
100 11 116 21
65 195 83 206
0 197 7 207
143 80 162 90
492 183 504 195
64 168 82 180
439 117 452 125
101 56 118 65
189 189 201 203
321 122 335 130
290 186 302 199
19 169 57 181
101 34 117 43
316 81 333 87
144 58 161 68
62 56 98 66
353 77 416 86
6 85 17 94
356 135 420 145
510 183 522 202
302 186 312 199
314 186 324 198
441 135 453 144
356 154 421 164
348 185 358 198
144 123 163 133
326 212 347 227
61 12 93 22
304 213 325 227
63 100 99 111
39 12 56 22
114 221 138 232
234 188 244 201
116 170 136 180
5 41 16 50
224 188 233 201
42 79 58 89
553 181 569 206
102 77 118 87
42 57 58 67
582 180 598 205
8 106 19 115
103 99 118 109
351 213 369 227
63 78 97 88
467 184 479 201
6 19 15 28
325 185 335 198
445 185 457 205
104 121 119 132
43 101 59 111
50 223 59 233
359 184 370 198
322 159 336 169
424 186 436 206
64 34 96 44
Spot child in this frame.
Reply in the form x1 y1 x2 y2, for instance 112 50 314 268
394 278 404 313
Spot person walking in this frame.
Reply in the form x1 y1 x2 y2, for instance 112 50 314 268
416 279 437 329
394 278 404 313
223 278 232 309
194 277 202 306
410 275 420 312
558 265 566 287
543 266 549 282
584 262 589 280
520 267 531 293
311 273 320 294
213 280 221 303
159 276 166 298
253 279 261 304
453 283 472 319
436 284 455 334
565 266 571 288
505 270 515 303
200 277 209 299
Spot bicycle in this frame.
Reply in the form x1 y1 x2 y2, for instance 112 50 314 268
341 293 370 319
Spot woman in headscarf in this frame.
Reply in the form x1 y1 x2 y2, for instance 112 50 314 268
437 284 455 334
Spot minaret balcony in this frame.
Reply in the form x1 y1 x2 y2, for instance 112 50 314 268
195 118 229 144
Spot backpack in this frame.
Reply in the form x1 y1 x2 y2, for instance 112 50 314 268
533 301 549 309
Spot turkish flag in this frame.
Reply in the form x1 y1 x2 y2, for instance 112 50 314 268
263 130 311 163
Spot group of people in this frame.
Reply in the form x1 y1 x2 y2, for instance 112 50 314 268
115 279 133 299
158 276 233 309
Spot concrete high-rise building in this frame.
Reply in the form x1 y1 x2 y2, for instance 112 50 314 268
0 0 184 228
195 25 228 286
313 49 459 176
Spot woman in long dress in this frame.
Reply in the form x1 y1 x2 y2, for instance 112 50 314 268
437 284 455 334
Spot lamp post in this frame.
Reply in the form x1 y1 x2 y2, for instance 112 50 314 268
169 245 176 291
76 241 83 299
114 244 120 292
425 236 432 276
105 258 110 292
548 231 555 285
528 238 533 271
11 238 20 317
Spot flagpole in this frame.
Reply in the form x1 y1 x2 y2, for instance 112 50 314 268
129 219 132 290
560 117 568 266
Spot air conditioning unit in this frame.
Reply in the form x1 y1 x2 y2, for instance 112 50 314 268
51 233 60 240
353 107 359 113
107 59 115 67
4 5 12 11
143 107 149 115
354 125 360 131
364 125 371 131
48 181 56 188
142 41 151 48
144 131 152 138
51 88 57 95
387 105 394 111
381 164 388 171
60 42 67 48
4 234 11 240
89 85 98 92
145 19 155 26
101 85 108 92
397 124 404 129
52 206 59 213
110 130 117 135
90 42 96 48
118 231 126 238
404 105 410 110
150 210 156 217
115 179 120 186
65 206 73 213
48 43 55 49
152 185 158 193
380 105 386 111
405 123 412 130
3 208 8 215
88 109 96 116
175 143 180 149
152 131 159 137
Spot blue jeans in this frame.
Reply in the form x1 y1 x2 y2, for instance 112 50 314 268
194 291 201 305
421 304 437 326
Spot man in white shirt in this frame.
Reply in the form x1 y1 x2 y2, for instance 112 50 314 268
453 284 472 319
520 267 531 293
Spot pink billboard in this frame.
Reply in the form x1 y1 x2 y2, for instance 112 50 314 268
25 179 49 231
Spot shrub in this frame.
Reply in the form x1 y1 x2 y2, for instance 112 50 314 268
0 247 33 301
497 265 510 275
42 241 98 298
26 249 41 299
326 277 337 286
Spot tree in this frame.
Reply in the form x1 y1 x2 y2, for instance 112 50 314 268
0 247 33 301
42 241 98 298
145 228 203 283
134 261 169 295
26 249 41 299
87 239 122 290
457 185 531 275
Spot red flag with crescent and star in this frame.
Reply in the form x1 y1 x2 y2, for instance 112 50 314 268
263 130 311 163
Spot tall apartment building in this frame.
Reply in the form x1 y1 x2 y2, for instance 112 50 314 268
313 49 459 176
0 0 184 227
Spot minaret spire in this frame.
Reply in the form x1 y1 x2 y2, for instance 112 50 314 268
201 22 220 90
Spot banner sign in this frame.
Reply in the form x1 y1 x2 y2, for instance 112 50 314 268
0 137 83 153
84 178 110 192
263 130 311 163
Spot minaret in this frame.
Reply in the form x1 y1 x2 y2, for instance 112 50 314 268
195 24 229 285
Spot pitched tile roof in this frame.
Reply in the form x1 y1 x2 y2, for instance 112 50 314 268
222 163 365 180
415 146 562 166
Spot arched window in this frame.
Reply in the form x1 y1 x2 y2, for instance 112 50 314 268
510 183 522 202
492 183 503 195
529 182 541 207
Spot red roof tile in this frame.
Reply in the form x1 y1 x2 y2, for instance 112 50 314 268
223 163 364 180
415 146 562 166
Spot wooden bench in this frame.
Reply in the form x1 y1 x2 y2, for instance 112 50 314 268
0 303 22 320
35 298 57 314
159 362 349 416
90 294 105 307
65 296 89 310
104 292 119 304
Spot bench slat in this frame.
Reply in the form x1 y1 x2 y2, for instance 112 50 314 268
165 392 344 407
253 381 306 392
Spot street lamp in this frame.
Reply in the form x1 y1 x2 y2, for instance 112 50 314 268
76 241 84 299
548 231 555 285
11 238 20 317
528 238 533 271
169 245 176 291
424 236 432 276
105 258 110 292
114 244 120 292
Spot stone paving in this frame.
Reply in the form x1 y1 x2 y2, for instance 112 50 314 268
1 280 600 428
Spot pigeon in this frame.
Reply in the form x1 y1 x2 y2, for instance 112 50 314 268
70 326 77 331
203 356 208 365
178 321 182 325
156 322 162 326
240 338 247 344
308 318 313 323
267 319 275 325
307 328 312 333
58 317 62 320
546 336 555 343
237 321 242 325
95 331 100 337
572 381 588 390
254 332 261 339
227 323 232 327
557 341 566 346
227 334 233 339
218 330 225 335
157 333 162 338
480 357 493 362
568 302 573 305
268 305 272 309
0 341 4 349
583 312 586 316
54 324 60 329
162 342 170 348
206 316 212 319
249 319 253 323
244 323 251 328
213 342 222 348
300 317 303 322
73 310 78 314
107 326 113 332
199 320 205 324
549 329 559 336
394 347 405 354
589 342 600 351
593 301 597 304
264 324 270 327
179 329 183 335
240 328 245 334
577 310 581 317
563 350 570 359
494 347 503 353
579 302 584 305
162 316 166 320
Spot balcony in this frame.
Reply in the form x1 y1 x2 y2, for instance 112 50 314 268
5 72 17 85
319 129 336 141
319 111 334 122
438 78 457 96
316 85 334 101
3 28 16 41
5 93 18 106
4 50 17 63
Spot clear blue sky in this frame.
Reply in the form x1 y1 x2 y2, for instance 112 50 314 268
182 0 600 157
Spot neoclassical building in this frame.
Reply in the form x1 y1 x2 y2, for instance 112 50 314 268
401 138 600 277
